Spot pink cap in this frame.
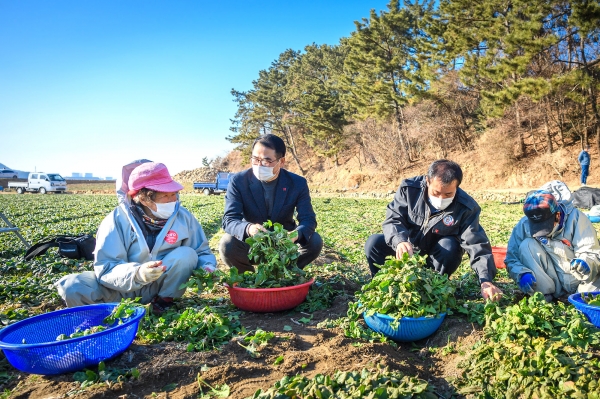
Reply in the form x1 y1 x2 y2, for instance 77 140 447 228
127 162 184 197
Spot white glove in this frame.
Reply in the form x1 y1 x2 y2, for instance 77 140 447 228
135 261 165 283
202 264 216 273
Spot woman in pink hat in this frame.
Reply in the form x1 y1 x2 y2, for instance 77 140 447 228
56 161 217 313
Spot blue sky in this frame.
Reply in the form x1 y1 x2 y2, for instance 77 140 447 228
0 0 388 179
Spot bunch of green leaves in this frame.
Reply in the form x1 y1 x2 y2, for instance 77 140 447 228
249 367 436 398
484 293 600 349
581 292 600 307
357 253 456 321
139 305 241 352
238 329 277 358
454 293 600 398
226 221 307 288
103 298 141 325
73 361 139 389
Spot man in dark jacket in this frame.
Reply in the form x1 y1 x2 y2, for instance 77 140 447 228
364 159 503 300
220 134 323 272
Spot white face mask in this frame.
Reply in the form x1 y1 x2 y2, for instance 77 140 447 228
150 201 177 219
252 164 276 182
429 196 454 211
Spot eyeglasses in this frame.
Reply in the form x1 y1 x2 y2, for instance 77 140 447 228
250 156 281 167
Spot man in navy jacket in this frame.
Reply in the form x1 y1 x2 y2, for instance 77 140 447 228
220 134 323 272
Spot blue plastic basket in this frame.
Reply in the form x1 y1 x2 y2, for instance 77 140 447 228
0 303 145 375
568 291 600 328
363 311 446 342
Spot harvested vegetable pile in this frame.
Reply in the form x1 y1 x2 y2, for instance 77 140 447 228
455 293 600 398
249 367 436 399
227 221 308 288
319 253 456 342
356 254 456 320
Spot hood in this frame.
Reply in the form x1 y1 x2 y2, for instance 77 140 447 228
116 159 153 204
539 180 575 214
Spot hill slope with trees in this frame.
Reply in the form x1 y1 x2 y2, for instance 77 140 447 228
221 0 600 191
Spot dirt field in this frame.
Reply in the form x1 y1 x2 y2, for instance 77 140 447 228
6 284 480 399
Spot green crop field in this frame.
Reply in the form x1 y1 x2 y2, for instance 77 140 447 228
0 194 599 398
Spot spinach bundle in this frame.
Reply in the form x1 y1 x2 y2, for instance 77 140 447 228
454 293 600 398
250 367 436 399
356 253 456 320
227 221 308 288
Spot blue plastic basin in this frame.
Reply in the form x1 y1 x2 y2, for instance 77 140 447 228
363 311 446 342
568 291 600 328
0 303 145 375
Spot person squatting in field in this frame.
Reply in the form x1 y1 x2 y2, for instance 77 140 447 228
506 181 600 300
55 160 217 314
219 134 323 273
364 159 503 301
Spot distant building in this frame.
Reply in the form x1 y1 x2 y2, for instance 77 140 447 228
65 172 101 180
105 177 113 180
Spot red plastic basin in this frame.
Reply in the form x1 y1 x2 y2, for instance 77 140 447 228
225 279 314 312
491 246 507 269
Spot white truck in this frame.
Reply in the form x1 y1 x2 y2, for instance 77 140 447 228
8 172 67 194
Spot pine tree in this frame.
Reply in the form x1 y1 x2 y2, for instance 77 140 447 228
229 50 306 174
287 44 349 165
343 0 434 164
439 0 557 155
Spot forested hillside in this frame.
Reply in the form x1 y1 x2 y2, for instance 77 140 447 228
225 0 600 189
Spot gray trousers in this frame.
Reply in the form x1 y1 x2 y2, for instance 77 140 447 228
518 238 600 297
219 232 323 273
55 246 198 307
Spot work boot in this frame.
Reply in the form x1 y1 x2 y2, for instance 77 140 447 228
151 296 175 315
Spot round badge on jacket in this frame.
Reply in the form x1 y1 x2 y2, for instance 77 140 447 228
443 215 454 226
165 230 178 244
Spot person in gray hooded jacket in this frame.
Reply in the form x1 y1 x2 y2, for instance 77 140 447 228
55 161 217 313
506 181 600 299
365 159 503 300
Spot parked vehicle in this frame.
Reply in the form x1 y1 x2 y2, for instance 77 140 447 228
193 172 232 195
8 172 67 194
0 169 18 179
